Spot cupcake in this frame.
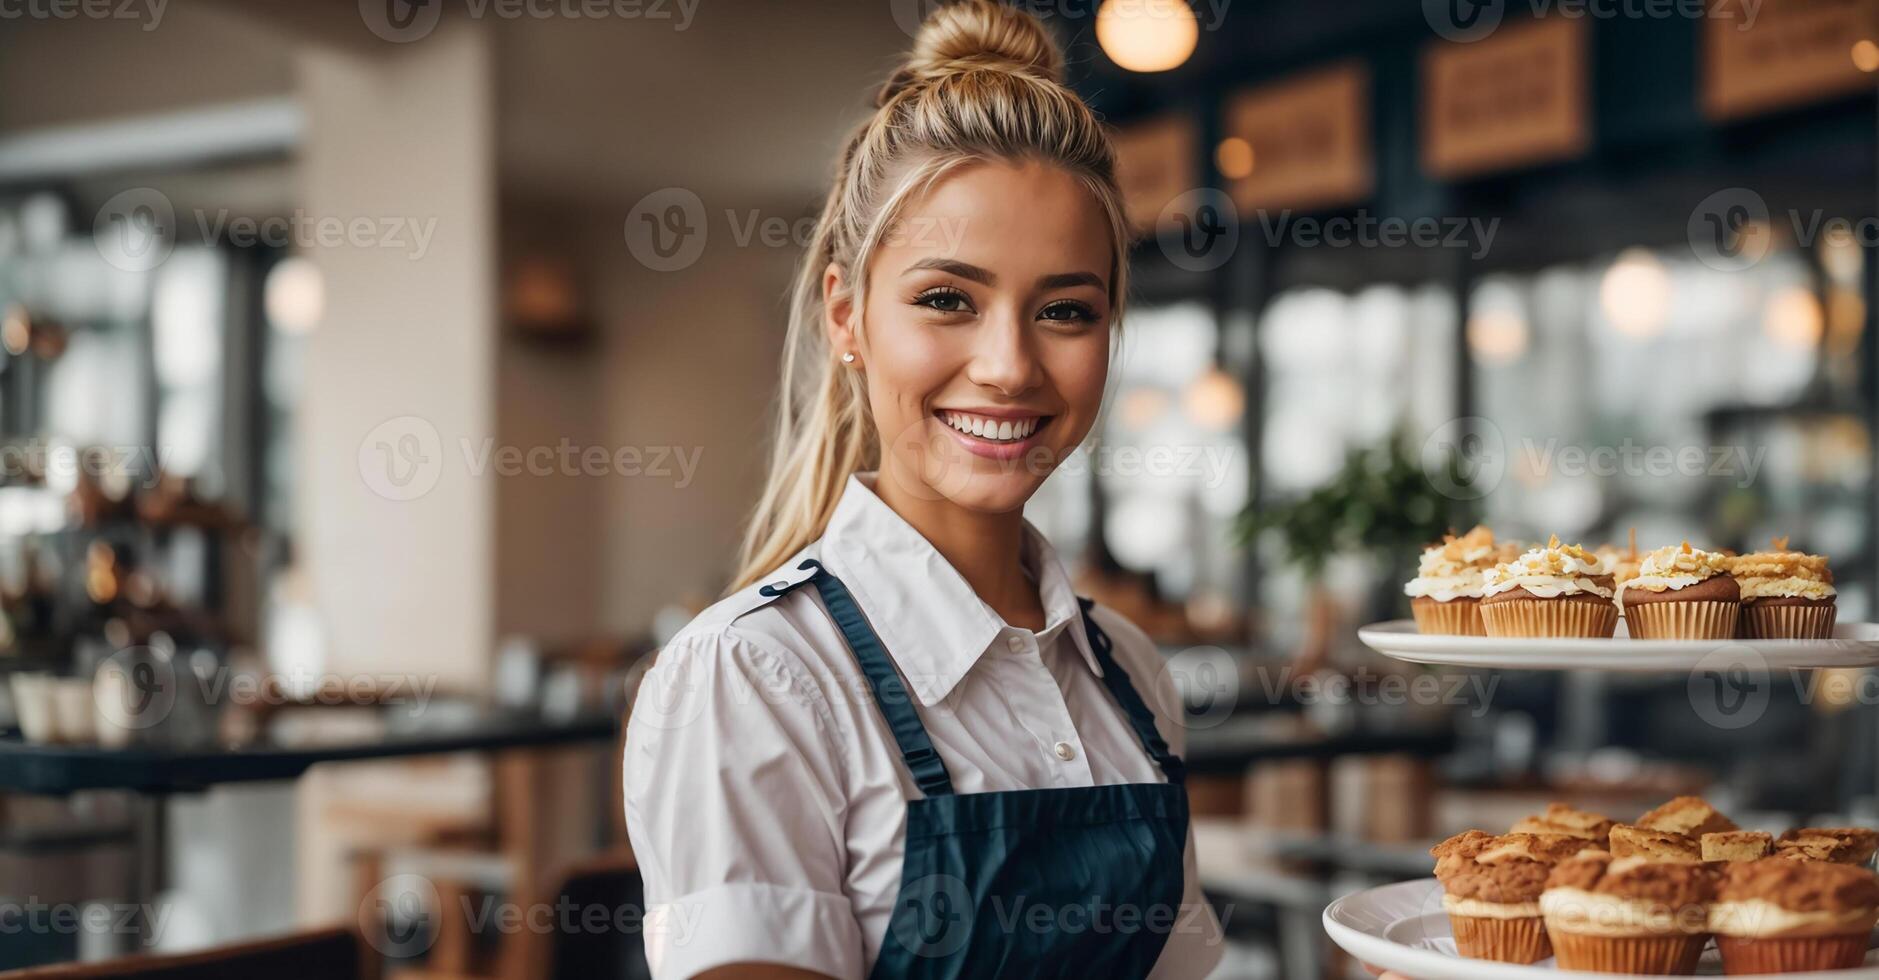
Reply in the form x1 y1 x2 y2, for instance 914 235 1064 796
1609 824 1703 864
1730 538 1837 640
1540 848 1717 973
1511 802 1615 849
1431 830 1596 963
1775 827 1879 866
1711 857 1879 973
1616 542 1740 640
1704 831 1774 863
1479 537 1618 638
1636 795 1739 838
1404 526 1515 635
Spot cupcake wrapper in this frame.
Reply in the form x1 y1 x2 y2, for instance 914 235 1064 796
1481 599 1619 639
1411 599 1485 636
1547 929 1707 974
1449 913 1551 963
1624 600 1739 641
1740 603 1837 641
1716 932 1870 974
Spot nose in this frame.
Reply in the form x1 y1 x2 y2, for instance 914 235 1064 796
963 308 1041 397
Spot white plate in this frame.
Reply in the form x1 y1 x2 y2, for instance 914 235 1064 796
1357 620 1879 672
1323 878 1879 979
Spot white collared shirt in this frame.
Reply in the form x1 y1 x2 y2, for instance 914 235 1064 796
625 475 1224 980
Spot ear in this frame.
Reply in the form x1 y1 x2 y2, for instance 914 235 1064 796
823 262 860 367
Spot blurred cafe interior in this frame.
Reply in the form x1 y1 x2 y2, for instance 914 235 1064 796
0 0 1877 977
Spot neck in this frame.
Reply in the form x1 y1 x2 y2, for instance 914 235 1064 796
871 472 1047 631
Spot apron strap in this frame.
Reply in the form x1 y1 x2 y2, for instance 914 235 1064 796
1077 598 1188 785
771 559 958 798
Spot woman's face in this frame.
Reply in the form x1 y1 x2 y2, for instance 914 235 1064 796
827 159 1115 515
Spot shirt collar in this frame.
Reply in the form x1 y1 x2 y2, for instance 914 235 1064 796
819 474 1103 706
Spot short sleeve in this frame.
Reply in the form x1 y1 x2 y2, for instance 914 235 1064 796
624 630 864 980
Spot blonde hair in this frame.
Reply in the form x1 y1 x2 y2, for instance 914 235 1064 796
729 0 1132 592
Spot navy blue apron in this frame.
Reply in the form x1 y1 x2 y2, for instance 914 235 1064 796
761 559 1192 980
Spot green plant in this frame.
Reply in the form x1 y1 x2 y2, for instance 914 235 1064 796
1236 434 1476 581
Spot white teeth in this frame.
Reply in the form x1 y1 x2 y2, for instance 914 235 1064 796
940 411 1043 443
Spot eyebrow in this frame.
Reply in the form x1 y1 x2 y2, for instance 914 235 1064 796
902 258 1106 292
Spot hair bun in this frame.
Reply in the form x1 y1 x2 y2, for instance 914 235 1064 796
877 0 1064 106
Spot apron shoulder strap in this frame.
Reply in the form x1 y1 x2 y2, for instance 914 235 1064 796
775 560 957 798
1077 598 1188 785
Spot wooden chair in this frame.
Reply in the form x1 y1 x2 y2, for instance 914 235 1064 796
509 852 649 980
0 928 368 980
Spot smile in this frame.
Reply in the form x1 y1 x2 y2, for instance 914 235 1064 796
935 410 1049 445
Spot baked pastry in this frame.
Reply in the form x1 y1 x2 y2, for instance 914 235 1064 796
1540 848 1717 973
1636 795 1739 838
1510 802 1614 847
1403 526 1513 635
1711 857 1879 972
1616 542 1740 639
1704 831 1774 863
1431 831 1595 963
1479 537 1619 638
1775 827 1879 866
1730 538 1837 639
1609 824 1702 863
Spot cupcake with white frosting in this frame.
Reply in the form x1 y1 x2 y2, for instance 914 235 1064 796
1617 542 1739 640
1431 830 1595 963
1404 526 1514 635
1711 857 1879 973
1730 537 1837 640
1540 848 1717 973
1479 537 1618 638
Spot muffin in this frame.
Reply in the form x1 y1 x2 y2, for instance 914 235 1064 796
1511 802 1615 848
1617 542 1740 640
1730 538 1837 640
1404 526 1515 635
1609 824 1703 864
1540 848 1717 973
1479 537 1619 638
1636 795 1739 838
1704 831 1774 863
1775 827 1879 866
1711 857 1879 973
1431 830 1595 963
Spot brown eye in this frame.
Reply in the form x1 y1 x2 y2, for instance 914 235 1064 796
1040 300 1097 323
914 287 973 314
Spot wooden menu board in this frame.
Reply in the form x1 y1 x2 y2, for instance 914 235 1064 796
1704 0 1879 120
1111 113 1199 235
1422 17 1590 179
1220 62 1373 212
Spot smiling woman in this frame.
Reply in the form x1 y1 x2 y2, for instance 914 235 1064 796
622 1 1223 979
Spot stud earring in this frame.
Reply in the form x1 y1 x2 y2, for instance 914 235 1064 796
841 352 856 364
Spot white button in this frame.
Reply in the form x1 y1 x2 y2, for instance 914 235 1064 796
1007 635 1025 653
1053 741 1075 761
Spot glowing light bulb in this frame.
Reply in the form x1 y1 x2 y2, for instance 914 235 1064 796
1215 137 1254 179
1599 248 1670 338
1467 309 1528 365
1096 0 1199 73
